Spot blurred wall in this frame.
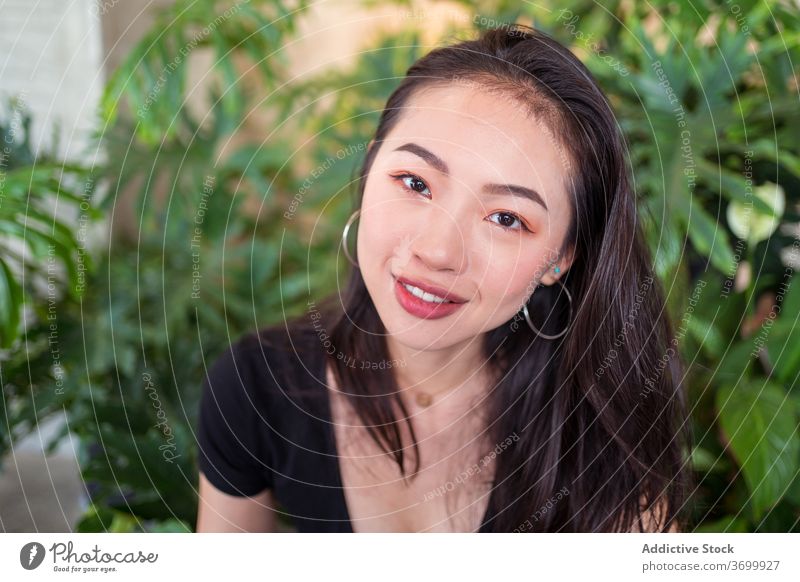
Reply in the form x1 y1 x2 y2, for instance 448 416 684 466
0 0 104 162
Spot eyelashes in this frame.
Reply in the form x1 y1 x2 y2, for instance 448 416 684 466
389 172 532 233
394 173 431 197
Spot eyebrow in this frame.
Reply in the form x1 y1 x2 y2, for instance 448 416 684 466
392 142 549 212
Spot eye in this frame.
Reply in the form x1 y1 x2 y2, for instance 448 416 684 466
487 211 531 233
391 172 531 233
391 172 431 198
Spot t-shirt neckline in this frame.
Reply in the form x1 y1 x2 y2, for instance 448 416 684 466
315 349 496 533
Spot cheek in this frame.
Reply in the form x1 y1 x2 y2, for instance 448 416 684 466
483 264 535 307
476 248 550 309
356 193 409 266
473 235 528 283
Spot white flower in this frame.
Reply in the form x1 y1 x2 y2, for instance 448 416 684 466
727 181 785 245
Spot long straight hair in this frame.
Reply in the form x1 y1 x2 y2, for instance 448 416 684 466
297 24 692 532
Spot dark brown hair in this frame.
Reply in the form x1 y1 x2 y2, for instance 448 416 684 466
293 24 692 532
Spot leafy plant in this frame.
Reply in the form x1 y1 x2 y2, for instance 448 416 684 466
57 0 344 532
0 98 101 469
6 0 798 533
0 100 99 348
517 0 800 531
62 0 432 530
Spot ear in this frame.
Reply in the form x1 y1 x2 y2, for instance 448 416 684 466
539 243 575 286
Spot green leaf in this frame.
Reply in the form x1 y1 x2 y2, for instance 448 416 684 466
109 511 141 533
695 158 775 217
75 503 115 533
716 339 757 383
0 257 23 348
691 445 721 472
717 381 800 518
145 518 192 532
682 202 736 274
786 465 800 506
693 515 749 533
764 276 800 383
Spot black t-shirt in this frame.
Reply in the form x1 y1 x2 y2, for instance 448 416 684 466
196 322 497 532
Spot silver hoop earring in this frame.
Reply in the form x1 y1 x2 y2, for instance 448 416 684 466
522 279 573 340
342 208 360 268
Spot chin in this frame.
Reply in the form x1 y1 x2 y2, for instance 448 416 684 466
383 318 475 352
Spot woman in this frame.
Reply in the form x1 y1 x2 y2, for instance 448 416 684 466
196 23 692 533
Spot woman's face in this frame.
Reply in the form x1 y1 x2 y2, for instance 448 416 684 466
356 83 575 351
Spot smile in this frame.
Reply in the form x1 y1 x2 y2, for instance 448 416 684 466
400 282 453 303
393 276 467 320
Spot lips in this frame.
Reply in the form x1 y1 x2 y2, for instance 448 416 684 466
394 275 468 304
391 273 469 321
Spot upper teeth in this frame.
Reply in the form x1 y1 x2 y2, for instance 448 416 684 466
402 282 453 304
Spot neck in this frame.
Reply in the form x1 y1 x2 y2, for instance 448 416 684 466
385 334 490 408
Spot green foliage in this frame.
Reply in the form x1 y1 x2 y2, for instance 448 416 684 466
0 101 100 349
4 0 799 533
0 99 102 469
53 0 346 532
533 0 800 531
100 0 305 145
717 380 799 519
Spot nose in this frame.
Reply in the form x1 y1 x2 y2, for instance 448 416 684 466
408 202 468 274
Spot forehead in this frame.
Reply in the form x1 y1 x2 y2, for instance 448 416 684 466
383 83 571 192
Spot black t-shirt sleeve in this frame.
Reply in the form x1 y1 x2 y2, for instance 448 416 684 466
197 340 273 496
